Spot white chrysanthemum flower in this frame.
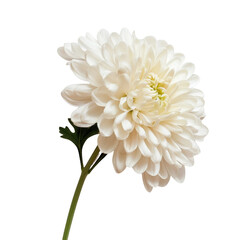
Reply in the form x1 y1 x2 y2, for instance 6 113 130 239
58 29 208 192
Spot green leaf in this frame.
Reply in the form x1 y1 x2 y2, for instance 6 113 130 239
59 118 99 151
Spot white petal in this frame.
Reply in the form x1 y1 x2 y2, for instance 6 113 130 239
132 110 141 124
155 112 177 123
168 81 190 95
170 88 203 102
115 41 128 57
123 130 138 153
168 102 194 113
168 116 186 126
163 123 183 133
103 100 119 119
167 152 183 168
120 28 132 45
138 139 151 157
58 47 72 61
171 69 188 84
166 45 174 61
144 36 157 46
98 116 114 137
104 72 130 98
149 145 162 163
166 164 185 183
157 40 168 49
182 63 195 77
172 133 194 149
135 125 146 138
146 128 159 145
164 69 175 83
112 143 126 173
155 124 171 137
138 112 153 125
85 50 102 66
70 60 88 80
97 29 109 45
142 173 153 192
117 57 131 75
110 32 121 45
143 172 160 188
64 43 85 60
81 102 103 124
182 149 195 160
195 124 209 139
145 46 155 62
146 160 160 176
174 152 194 166
86 32 97 43
98 134 118 153
158 48 168 65
166 138 181 153
87 66 103 87
158 175 170 187
91 86 110 107
78 36 100 53
114 122 129 140
119 97 130 111
71 104 94 128
61 84 93 106
133 156 148 174
117 73 130 94
126 148 141 167
104 72 119 92
159 161 168 179
102 43 114 63
163 149 175 165
122 112 134 132
188 74 200 86
114 111 128 125
167 53 185 70
195 123 209 136
155 132 168 148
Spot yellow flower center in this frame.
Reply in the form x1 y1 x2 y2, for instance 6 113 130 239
145 73 168 110
125 72 169 126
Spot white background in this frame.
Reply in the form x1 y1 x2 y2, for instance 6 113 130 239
0 0 240 239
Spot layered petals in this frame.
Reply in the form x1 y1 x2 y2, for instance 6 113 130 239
61 84 93 106
59 29 208 191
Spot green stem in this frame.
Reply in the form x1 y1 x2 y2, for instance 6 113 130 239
62 146 100 240
88 153 107 173
77 148 84 170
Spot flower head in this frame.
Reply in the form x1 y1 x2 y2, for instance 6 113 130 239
58 29 208 191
